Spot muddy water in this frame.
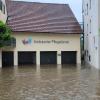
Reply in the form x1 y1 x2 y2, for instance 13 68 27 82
0 65 100 100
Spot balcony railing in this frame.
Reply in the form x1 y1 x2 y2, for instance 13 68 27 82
0 37 16 47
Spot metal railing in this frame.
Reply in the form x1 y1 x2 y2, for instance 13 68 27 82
0 37 16 47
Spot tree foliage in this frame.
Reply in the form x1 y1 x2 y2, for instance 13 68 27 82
0 21 11 47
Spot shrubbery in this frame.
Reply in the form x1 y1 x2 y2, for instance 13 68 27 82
0 21 11 47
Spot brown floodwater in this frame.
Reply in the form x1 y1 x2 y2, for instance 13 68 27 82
0 64 100 100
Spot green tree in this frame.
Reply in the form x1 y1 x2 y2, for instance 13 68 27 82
0 21 11 47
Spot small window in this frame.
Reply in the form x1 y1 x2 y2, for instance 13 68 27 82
94 36 95 44
87 3 88 15
0 0 2 11
87 50 88 57
84 50 86 56
89 55 91 62
0 0 5 14
90 0 91 9
90 19 91 33
85 9 86 15
2 3 5 14
87 24 88 34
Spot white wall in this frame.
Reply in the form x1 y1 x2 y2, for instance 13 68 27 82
83 0 100 68
98 0 100 69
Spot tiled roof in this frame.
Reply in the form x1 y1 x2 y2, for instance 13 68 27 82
6 1 82 34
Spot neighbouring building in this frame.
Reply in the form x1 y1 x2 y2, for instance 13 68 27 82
83 0 100 68
0 1 82 67
0 0 7 68
0 0 7 23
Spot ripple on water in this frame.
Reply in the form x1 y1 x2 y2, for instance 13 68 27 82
0 65 100 100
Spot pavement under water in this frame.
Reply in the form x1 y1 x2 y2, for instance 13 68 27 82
0 64 100 100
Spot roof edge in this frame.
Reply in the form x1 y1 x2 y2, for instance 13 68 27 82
11 31 82 34
9 0 68 5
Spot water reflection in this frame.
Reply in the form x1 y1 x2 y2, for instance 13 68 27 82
0 65 100 100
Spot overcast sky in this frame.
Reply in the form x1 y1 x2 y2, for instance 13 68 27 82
14 0 82 22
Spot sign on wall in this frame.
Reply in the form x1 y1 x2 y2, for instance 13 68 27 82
22 37 69 45
33 40 69 44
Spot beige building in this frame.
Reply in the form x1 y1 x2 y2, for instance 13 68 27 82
83 0 100 68
0 0 7 23
0 1 81 67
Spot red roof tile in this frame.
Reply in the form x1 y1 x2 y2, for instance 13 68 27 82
6 1 82 34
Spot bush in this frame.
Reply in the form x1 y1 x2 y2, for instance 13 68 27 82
0 21 11 47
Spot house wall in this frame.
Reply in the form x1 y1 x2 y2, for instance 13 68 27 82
98 0 100 69
0 0 7 68
0 0 7 23
83 0 100 68
0 33 81 67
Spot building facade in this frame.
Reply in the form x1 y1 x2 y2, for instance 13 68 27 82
0 0 7 23
0 1 81 67
83 0 100 68
0 0 7 68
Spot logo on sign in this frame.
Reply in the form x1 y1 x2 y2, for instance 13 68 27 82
22 37 32 45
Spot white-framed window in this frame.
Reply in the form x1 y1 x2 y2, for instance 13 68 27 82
87 24 88 34
90 19 91 33
90 0 91 9
87 3 88 15
93 36 95 44
0 0 2 11
0 0 5 14
2 3 5 14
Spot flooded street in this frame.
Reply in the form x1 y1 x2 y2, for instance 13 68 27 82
0 65 100 100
